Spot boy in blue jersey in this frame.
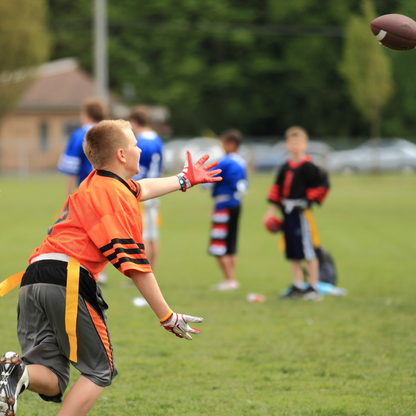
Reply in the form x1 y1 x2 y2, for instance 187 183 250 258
58 98 107 196
129 107 164 270
57 98 108 285
208 129 248 291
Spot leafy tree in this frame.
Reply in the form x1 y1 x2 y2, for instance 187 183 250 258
48 0 416 139
339 0 394 138
0 0 51 122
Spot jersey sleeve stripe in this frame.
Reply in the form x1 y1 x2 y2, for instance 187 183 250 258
306 186 329 204
58 155 81 175
113 257 150 269
106 247 145 262
99 239 144 253
267 184 281 204
99 239 149 270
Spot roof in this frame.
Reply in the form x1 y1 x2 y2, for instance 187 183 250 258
16 58 96 112
5 58 167 120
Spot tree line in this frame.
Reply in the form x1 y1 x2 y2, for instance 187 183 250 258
2 0 416 139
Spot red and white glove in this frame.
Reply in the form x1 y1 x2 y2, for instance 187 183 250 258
160 311 203 340
177 151 222 192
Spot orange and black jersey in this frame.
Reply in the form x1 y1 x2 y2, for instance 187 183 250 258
268 156 329 206
30 170 152 280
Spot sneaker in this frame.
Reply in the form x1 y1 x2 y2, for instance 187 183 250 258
211 280 240 291
281 284 305 298
302 286 323 301
0 352 29 416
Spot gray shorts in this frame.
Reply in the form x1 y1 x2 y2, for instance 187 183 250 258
17 260 118 403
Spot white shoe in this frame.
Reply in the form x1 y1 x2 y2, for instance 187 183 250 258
211 280 240 291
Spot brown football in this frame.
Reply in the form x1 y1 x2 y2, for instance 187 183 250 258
370 14 416 51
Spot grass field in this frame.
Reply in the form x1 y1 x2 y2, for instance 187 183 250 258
1 172 416 415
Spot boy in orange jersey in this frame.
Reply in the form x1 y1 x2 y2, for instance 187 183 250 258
0 120 221 416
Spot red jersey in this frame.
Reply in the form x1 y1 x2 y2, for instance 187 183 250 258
267 155 329 206
30 170 152 280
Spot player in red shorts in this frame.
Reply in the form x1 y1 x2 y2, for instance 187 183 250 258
0 120 221 416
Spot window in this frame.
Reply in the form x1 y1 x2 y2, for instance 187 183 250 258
63 121 81 139
39 121 49 151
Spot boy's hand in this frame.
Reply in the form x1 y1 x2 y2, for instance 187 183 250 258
160 311 203 340
178 151 222 191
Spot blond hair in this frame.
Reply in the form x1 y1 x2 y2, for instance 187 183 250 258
284 126 309 141
84 119 132 169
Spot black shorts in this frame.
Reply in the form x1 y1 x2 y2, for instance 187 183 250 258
17 260 117 403
283 209 319 261
208 206 241 256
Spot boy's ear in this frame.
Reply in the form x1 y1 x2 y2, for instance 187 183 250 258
115 148 126 164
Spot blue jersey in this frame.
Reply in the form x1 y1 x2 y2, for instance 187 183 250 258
132 130 164 181
57 124 94 185
212 153 248 210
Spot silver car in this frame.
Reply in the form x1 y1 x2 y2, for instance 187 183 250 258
241 140 332 171
328 138 416 173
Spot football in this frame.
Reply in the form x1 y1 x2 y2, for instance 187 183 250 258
263 215 283 234
370 14 416 51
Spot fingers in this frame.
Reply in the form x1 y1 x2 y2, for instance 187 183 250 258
186 150 193 167
182 314 204 324
206 176 222 183
181 314 203 339
172 325 195 340
163 313 203 340
195 154 209 166
186 326 202 334
203 161 219 171
206 168 222 177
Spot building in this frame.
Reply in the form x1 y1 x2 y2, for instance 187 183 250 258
0 58 97 174
0 58 170 175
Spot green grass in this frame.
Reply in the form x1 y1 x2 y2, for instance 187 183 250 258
1 172 416 415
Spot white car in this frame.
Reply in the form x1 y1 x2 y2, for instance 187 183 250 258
328 138 416 173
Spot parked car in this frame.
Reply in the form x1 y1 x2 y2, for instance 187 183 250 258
328 138 416 173
241 140 333 171
239 143 282 171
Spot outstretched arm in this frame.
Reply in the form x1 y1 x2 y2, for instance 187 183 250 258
140 151 222 201
139 175 182 201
